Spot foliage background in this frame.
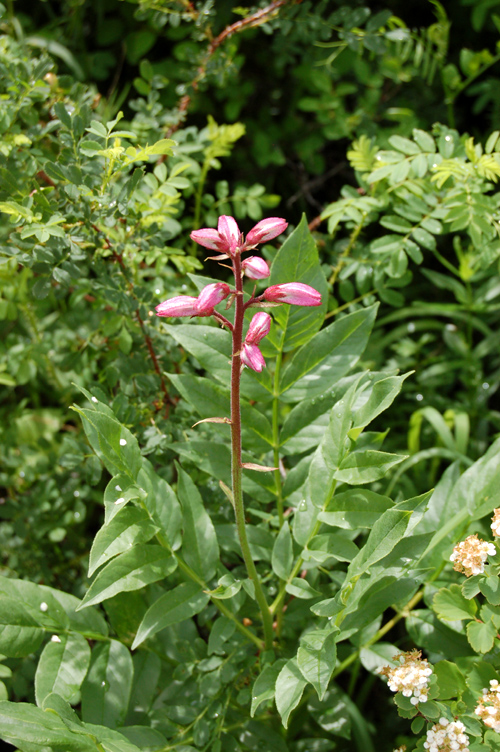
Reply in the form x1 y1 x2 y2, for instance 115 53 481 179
2 0 500 750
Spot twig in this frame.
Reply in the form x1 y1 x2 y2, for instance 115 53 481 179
91 223 174 415
164 0 294 139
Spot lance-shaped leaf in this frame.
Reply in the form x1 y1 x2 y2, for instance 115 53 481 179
89 507 160 576
269 214 328 351
250 660 287 717
333 449 407 485
280 304 378 402
297 627 338 700
176 465 219 582
132 582 209 649
272 521 293 580
81 640 133 728
275 658 309 728
78 546 177 609
72 407 142 480
0 701 97 752
35 633 90 706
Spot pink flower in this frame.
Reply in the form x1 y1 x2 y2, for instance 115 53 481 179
190 215 241 256
245 312 271 345
241 256 270 279
241 343 266 372
246 217 288 246
264 282 321 307
196 283 231 314
155 296 199 317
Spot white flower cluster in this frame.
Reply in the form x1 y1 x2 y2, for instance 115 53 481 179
449 534 496 577
380 650 432 705
475 679 500 732
423 718 469 752
491 509 500 537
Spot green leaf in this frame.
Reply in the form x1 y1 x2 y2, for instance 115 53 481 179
318 489 393 529
272 521 293 580
169 373 272 450
433 585 477 621
467 619 497 654
269 214 328 351
280 305 378 401
176 465 219 582
78 545 177 608
73 407 142 480
334 450 407 485
285 578 322 599
89 506 160 576
303 534 358 564
0 596 45 657
81 640 133 728
297 628 338 700
137 460 182 550
0 701 96 752
347 496 425 578
479 577 500 606
132 582 209 649
35 633 90 706
434 660 466 699
389 135 421 155
275 658 309 728
250 660 287 717
407 609 474 657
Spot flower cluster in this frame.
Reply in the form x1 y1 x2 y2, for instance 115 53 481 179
155 215 322 372
379 650 432 705
491 508 500 537
449 534 496 577
475 679 500 732
423 718 469 752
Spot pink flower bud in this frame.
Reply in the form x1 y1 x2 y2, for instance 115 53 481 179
245 217 288 246
155 296 199 317
218 215 240 254
241 343 266 372
190 215 241 257
263 282 322 307
241 256 270 279
196 282 231 314
189 228 223 251
245 312 271 345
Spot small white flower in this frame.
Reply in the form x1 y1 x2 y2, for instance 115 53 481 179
379 650 432 705
450 534 496 576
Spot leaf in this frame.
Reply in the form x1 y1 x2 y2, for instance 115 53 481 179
269 214 328 351
272 521 293 580
35 633 91 706
137 460 182 550
407 609 474 657
73 407 142 480
318 489 393 529
285 578 322 599
302 534 359 564
433 585 477 621
132 582 209 649
350 373 410 436
0 597 45 657
0 701 96 752
347 496 425 578
89 507 160 576
467 620 497 654
275 658 309 728
280 304 378 401
297 628 338 700
250 660 287 716
479 577 500 606
81 640 133 728
334 450 407 485
434 660 466 699
176 465 219 582
78 546 177 608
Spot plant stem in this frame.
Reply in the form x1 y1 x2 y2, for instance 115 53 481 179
272 342 285 528
190 160 210 255
231 251 274 651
